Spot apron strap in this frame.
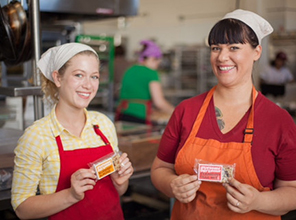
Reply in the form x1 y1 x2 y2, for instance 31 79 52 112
243 86 257 144
93 125 110 145
183 85 257 147
55 125 112 148
145 100 152 125
55 135 64 155
115 100 129 121
182 86 216 147
115 99 152 125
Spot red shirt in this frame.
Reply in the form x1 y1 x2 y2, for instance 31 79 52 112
157 91 296 189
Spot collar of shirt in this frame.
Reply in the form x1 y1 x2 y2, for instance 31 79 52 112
49 106 95 138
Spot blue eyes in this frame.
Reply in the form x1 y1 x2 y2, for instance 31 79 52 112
91 75 99 80
75 74 99 80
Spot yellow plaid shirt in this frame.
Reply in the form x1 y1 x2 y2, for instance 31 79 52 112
11 107 119 210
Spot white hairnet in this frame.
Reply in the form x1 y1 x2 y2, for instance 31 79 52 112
37 42 98 82
222 9 273 44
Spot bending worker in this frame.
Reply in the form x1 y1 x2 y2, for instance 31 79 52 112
116 40 174 124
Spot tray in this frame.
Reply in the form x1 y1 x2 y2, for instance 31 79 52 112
0 167 13 191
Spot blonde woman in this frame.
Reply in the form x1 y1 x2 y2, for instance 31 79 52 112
11 43 133 220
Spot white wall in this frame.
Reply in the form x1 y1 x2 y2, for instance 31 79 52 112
82 0 295 87
83 0 238 59
83 0 289 57
285 0 296 31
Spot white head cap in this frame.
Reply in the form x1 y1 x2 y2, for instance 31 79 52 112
222 9 273 44
37 42 98 82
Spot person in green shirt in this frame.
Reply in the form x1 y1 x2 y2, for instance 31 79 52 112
117 40 174 124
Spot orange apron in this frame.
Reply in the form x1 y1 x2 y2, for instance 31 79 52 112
173 86 280 220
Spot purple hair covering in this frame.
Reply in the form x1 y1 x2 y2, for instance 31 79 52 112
138 40 162 62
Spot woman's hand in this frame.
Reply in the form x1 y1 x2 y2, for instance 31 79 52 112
170 174 201 203
223 178 261 213
69 168 97 202
111 152 133 186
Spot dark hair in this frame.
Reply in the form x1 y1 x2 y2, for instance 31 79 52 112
115 45 126 56
270 52 287 67
208 18 259 48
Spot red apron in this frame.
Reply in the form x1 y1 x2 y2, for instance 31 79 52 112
49 125 124 220
116 99 152 125
173 86 280 220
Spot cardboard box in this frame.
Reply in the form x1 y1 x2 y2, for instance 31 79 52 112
118 134 161 172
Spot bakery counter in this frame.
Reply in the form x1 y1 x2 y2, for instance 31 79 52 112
116 121 164 178
118 133 161 178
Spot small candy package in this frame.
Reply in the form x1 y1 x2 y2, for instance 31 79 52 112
193 159 236 183
89 151 121 180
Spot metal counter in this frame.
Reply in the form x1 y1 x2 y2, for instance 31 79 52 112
0 85 42 97
0 128 23 211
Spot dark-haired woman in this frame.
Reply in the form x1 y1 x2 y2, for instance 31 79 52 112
151 9 296 220
117 40 174 124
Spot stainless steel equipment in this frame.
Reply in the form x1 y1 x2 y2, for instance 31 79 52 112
21 0 139 22
0 0 139 122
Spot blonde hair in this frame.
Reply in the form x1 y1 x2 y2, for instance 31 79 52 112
41 50 99 106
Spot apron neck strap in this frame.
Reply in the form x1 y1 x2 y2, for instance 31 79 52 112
184 85 257 146
243 86 257 144
93 125 110 145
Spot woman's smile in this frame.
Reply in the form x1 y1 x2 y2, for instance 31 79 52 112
77 92 91 98
219 66 235 72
